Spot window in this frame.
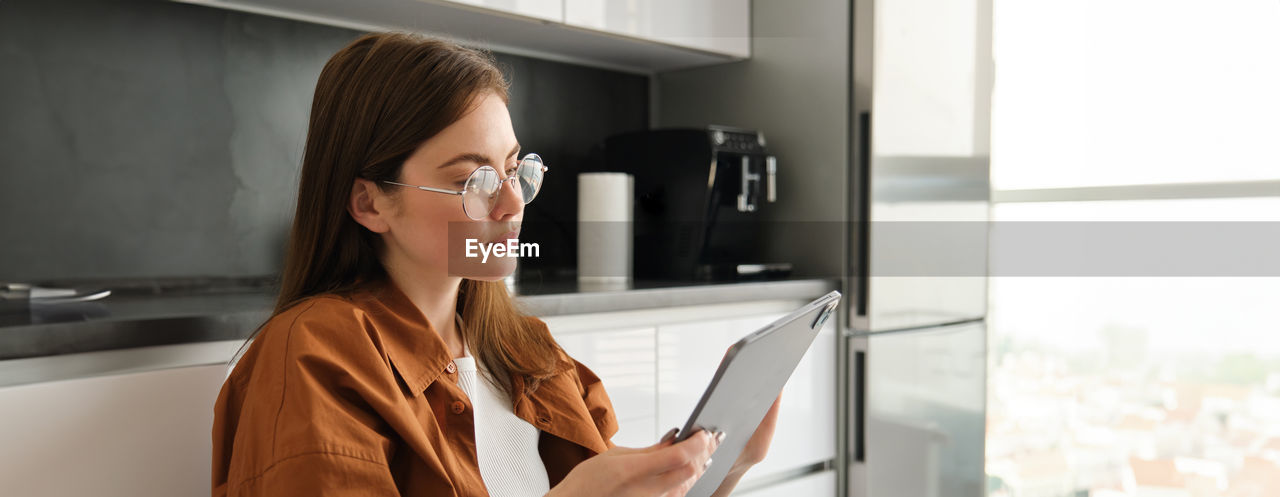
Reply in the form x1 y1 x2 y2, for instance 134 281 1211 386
990 0 1280 191
986 2 1280 496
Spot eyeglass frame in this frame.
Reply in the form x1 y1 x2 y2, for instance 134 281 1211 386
380 153 548 219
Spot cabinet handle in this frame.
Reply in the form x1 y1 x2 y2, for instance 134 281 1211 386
854 350 866 462
854 111 871 318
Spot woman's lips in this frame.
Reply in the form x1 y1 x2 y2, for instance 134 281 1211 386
490 229 519 244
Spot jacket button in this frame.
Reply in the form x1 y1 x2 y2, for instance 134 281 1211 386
445 362 456 374
452 401 466 414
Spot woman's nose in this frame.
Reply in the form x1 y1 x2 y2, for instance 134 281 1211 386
489 177 524 220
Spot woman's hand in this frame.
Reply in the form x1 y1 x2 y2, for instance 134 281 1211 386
547 428 723 497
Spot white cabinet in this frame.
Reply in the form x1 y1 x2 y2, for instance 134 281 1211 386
564 0 750 58
0 364 230 497
549 326 658 448
541 297 836 472
443 0 563 23
655 312 837 480
750 319 837 478
174 0 750 72
734 469 837 497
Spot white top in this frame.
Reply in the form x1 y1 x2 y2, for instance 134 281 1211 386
454 341 551 497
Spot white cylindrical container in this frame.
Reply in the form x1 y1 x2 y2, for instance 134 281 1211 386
577 173 633 288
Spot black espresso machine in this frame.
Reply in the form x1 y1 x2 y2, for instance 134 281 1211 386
601 125 792 281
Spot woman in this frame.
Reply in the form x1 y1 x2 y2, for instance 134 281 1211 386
211 32 780 497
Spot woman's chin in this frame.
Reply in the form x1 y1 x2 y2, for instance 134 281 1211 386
451 259 517 281
464 273 510 283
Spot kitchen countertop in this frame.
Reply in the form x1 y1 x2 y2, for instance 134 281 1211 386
0 278 841 362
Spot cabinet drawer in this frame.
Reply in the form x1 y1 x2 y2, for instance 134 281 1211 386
0 365 229 497
551 326 657 423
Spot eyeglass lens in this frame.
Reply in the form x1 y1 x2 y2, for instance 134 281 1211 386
516 153 545 202
460 154 545 220
461 166 499 219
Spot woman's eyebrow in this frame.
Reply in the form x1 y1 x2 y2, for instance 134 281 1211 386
437 143 522 169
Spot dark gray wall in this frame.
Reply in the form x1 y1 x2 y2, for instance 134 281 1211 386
655 0 850 279
0 0 647 282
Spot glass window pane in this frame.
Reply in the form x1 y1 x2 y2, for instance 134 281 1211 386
991 0 1280 190
987 198 1280 497
992 196 1280 222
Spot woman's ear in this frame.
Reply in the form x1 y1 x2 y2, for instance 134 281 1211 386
349 179 391 233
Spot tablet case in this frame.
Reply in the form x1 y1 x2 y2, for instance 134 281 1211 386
675 290 841 496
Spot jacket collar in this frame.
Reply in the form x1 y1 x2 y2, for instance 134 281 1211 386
507 330 611 455
350 281 610 455
350 280 453 397
510 364 612 455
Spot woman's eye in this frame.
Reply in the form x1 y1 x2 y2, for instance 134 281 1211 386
506 167 518 176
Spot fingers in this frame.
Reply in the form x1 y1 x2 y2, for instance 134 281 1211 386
568 431 725 497
620 427 680 458
649 430 720 492
692 429 725 471
659 427 679 445
651 454 703 493
638 429 718 475
609 429 730 497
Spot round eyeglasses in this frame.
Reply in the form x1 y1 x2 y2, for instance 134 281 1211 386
382 153 548 220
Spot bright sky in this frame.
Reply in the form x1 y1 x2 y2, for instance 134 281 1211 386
989 0 1280 357
991 0 1280 190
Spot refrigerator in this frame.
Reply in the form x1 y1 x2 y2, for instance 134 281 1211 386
843 0 994 496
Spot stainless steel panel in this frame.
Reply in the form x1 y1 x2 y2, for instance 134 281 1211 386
849 0 994 333
848 321 987 497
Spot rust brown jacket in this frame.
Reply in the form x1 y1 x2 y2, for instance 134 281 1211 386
211 282 619 496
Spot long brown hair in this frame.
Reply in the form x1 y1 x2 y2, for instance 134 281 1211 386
262 32 563 393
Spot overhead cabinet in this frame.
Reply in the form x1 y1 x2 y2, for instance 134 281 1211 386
444 0 563 23
174 0 751 72
564 0 750 59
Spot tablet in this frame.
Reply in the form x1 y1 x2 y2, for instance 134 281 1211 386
673 290 841 497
